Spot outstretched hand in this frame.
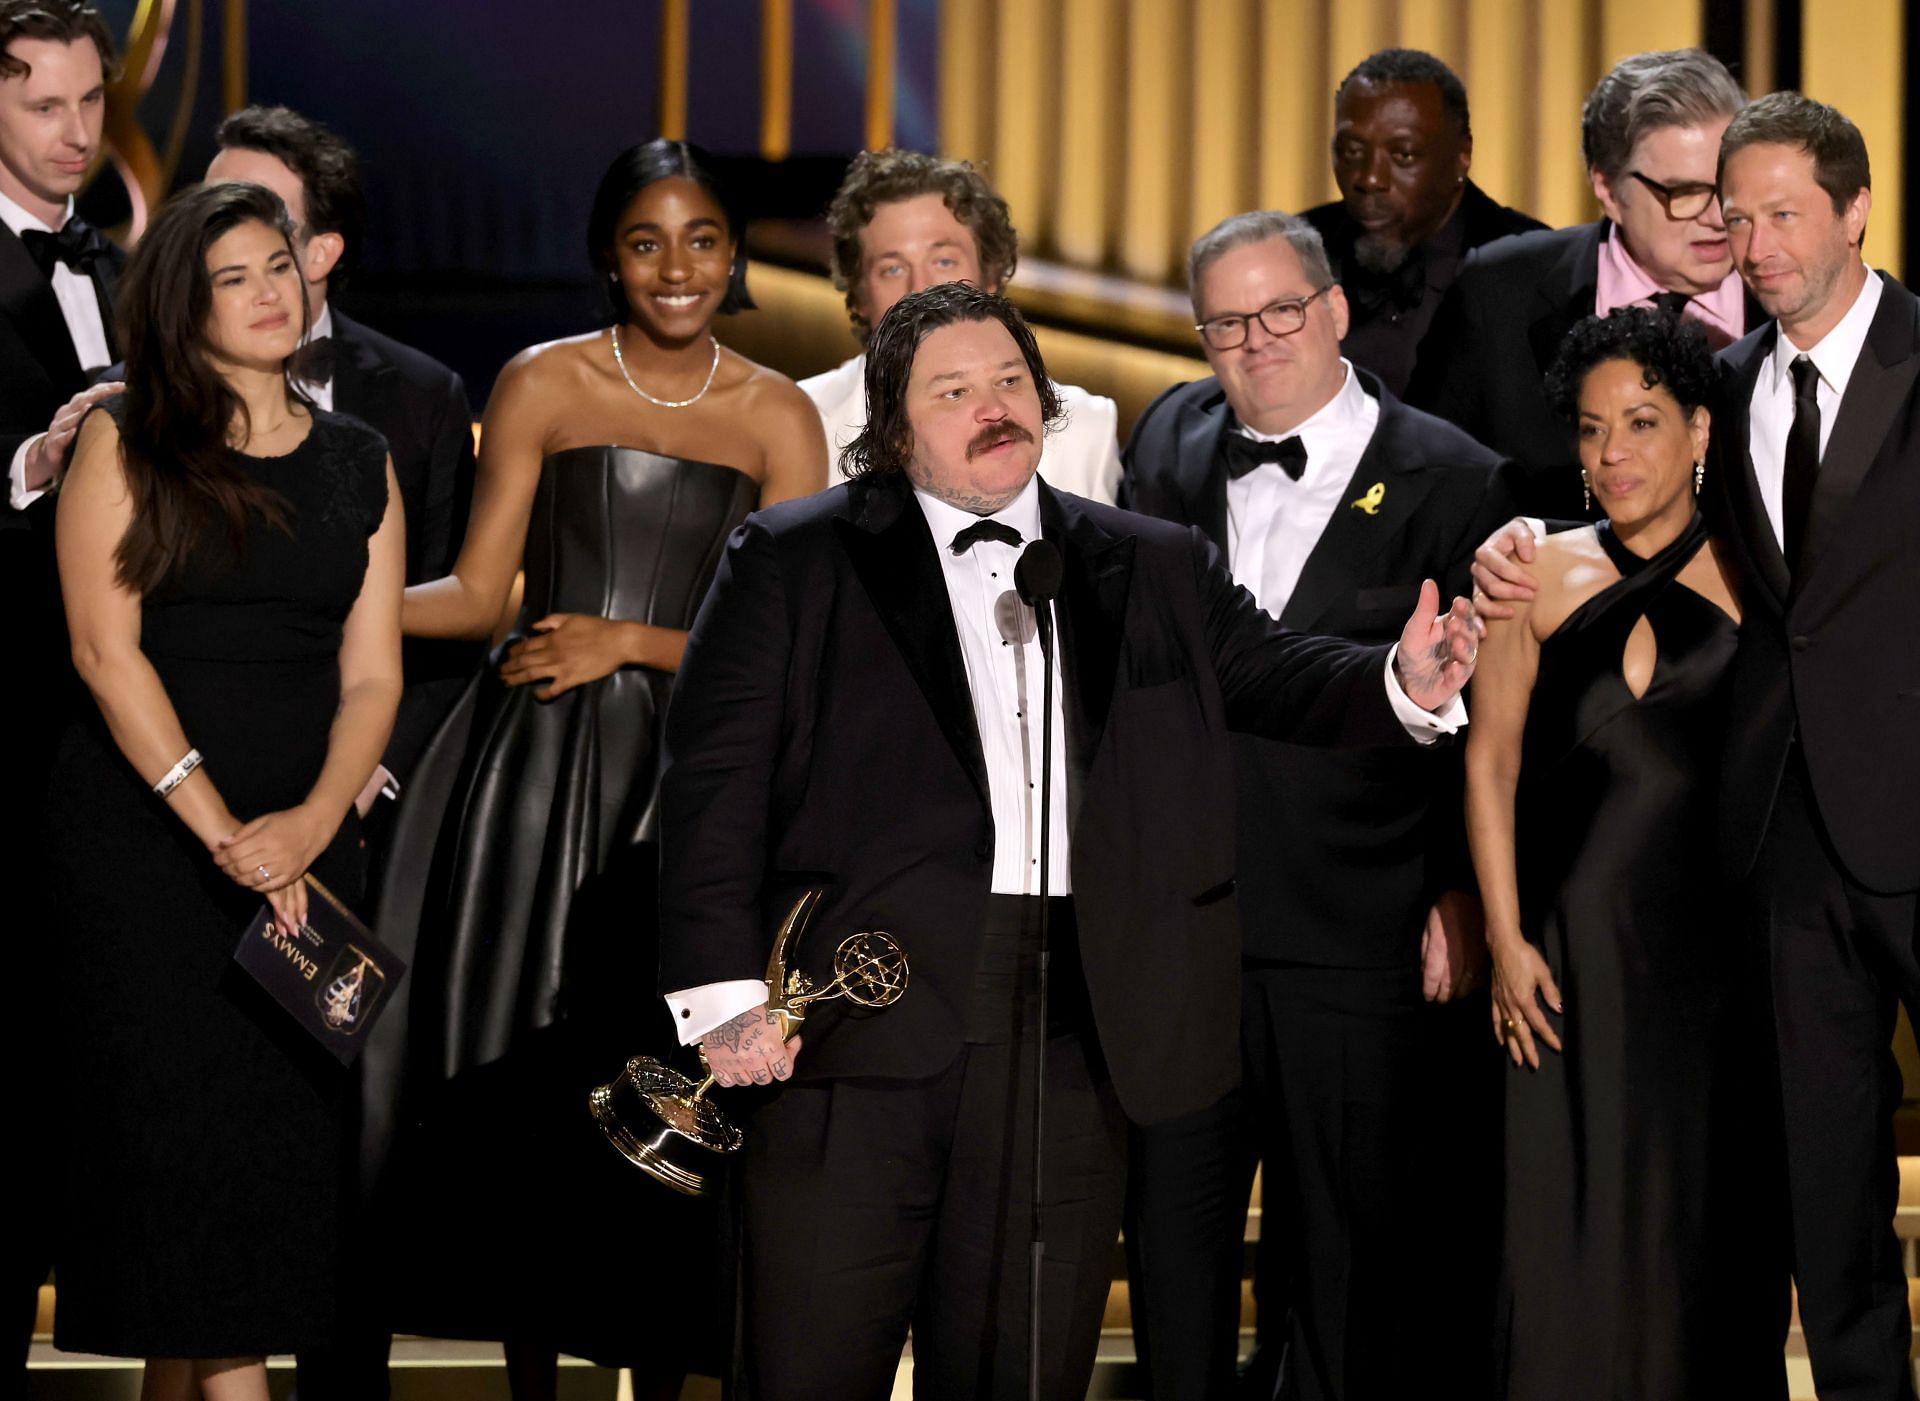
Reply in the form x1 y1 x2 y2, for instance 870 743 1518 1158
1393 578 1483 713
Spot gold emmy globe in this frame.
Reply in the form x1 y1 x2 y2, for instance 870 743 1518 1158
590 887 909 1196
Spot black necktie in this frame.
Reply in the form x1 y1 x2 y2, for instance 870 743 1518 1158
950 518 1022 554
293 336 336 386
1650 290 1692 320
1782 354 1822 574
1222 433 1308 481
19 216 110 280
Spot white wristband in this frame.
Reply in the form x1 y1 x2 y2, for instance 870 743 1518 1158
152 748 203 798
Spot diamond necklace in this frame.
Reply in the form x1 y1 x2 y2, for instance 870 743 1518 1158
611 326 721 409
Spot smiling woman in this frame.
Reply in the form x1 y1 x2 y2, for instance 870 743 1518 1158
371 137 826 1399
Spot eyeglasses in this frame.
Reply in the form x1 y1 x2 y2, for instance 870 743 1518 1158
1627 171 1720 222
1195 287 1333 350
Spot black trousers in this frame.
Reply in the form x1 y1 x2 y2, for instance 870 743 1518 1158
1126 961 1443 1401
739 896 1127 1401
1754 751 1920 1401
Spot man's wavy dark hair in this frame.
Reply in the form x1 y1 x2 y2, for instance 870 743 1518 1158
843 283 1063 481
1546 305 1715 422
0 0 117 81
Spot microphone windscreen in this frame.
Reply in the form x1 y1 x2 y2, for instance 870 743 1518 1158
1014 539 1064 605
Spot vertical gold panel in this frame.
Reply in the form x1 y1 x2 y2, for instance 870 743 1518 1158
939 0 991 162
1122 0 1187 281
1191 0 1258 238
1398 0 1466 63
1056 0 1120 267
1463 0 1531 215
1743 0 1776 93
660 0 689 141
1802 0 1905 281
1328 0 1392 93
761 0 793 160
1534 0 1597 230
991 0 1056 253
1257 0 1325 216
866 0 897 150
222 0 247 113
1599 0 1701 66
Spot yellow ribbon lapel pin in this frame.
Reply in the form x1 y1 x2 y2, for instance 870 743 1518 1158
1350 481 1386 515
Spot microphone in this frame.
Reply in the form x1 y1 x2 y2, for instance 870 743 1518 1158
1014 540 1063 656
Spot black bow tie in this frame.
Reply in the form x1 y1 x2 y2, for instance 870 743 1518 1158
19 216 111 281
1649 290 1692 319
292 335 335 386
1347 249 1429 316
1223 432 1308 481
950 518 1023 554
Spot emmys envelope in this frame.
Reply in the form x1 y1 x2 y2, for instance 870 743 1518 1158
232 875 406 1064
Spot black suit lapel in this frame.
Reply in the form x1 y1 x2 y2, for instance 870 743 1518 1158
836 475 990 807
1040 483 1131 825
87 246 122 360
1175 392 1233 550
1525 222 1604 377
1280 380 1441 630
0 223 84 391
1716 330 1791 607
328 311 395 431
1795 283 1920 596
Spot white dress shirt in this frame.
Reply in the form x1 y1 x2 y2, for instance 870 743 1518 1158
1226 359 1381 618
1748 266 1883 550
4 190 113 510
800 352 1125 503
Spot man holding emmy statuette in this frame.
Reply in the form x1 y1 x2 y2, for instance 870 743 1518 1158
656 283 1480 1400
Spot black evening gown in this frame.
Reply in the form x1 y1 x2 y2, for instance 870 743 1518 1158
45 408 389 1357
1496 513 1753 1398
378 448 755 1367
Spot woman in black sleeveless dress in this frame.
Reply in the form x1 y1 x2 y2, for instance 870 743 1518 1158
46 183 402 1399
1466 308 1772 1397
378 140 825 1396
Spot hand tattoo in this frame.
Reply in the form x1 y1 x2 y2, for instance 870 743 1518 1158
706 1006 778 1055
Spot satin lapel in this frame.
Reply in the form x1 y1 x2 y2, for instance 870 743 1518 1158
328 312 394 425
836 477 989 806
1279 385 1440 631
88 246 123 360
1041 482 1131 827
1525 223 1604 377
1717 331 1791 607
0 224 83 391
1176 392 1233 550
1794 288 1920 598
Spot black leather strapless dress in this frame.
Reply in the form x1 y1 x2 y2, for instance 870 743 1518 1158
378 448 754 1367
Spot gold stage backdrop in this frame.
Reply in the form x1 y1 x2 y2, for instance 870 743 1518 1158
663 0 1907 285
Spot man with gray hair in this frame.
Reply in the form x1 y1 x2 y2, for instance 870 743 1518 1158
1120 210 1520 1399
1409 48 1760 518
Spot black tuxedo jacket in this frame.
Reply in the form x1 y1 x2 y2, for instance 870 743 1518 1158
0 219 122 467
1407 219 1767 519
1708 277 1920 893
658 473 1412 1125
1121 371 1518 966
327 310 480 780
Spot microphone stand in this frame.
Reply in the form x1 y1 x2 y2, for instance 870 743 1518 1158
1015 541 1062 1401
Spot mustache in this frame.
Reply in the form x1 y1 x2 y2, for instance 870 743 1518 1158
966 420 1035 459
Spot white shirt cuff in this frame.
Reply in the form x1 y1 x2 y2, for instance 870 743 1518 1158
1523 516 1548 539
1384 642 1467 745
9 435 47 511
665 979 771 1045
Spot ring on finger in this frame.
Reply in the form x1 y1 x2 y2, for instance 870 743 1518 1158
1502 1016 1518 1040
257 864 272 882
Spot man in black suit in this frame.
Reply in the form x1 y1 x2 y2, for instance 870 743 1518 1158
0 0 120 1381
1302 48 1545 397
205 105 477 1401
1473 91 1920 1401
1409 48 1755 517
1120 211 1515 1401
656 282 1481 1400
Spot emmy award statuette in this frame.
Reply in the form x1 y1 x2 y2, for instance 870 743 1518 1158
589 887 909 1196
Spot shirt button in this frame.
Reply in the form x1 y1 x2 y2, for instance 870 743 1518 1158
679 1008 690 1018
1791 635 1811 652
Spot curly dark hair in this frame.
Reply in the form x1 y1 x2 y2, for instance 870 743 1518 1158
826 148 1018 343
1546 306 1715 423
844 283 1063 481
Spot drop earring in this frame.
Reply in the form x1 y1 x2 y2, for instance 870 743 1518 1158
1582 470 1592 512
1693 458 1705 494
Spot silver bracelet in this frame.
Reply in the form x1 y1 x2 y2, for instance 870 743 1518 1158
152 747 203 798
